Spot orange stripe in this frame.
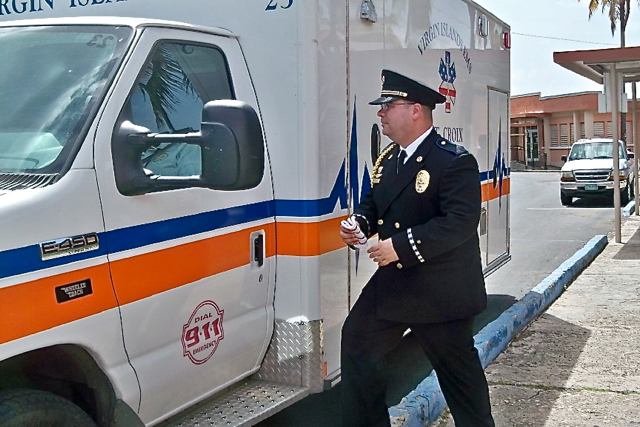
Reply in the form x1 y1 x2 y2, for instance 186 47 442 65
0 265 116 345
1 224 277 343
481 177 511 203
276 216 347 257
110 223 276 305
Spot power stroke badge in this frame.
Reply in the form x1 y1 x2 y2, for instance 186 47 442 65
182 301 225 365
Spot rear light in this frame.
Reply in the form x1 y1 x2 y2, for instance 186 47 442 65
503 32 511 49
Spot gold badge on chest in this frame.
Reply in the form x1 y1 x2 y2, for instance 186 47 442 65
416 170 430 193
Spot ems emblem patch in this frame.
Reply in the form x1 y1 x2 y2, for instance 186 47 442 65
182 300 225 365
416 170 430 193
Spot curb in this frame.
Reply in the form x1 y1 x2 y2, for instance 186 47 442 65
623 198 636 217
389 234 608 427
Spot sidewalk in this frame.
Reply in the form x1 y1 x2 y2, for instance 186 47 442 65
438 214 640 426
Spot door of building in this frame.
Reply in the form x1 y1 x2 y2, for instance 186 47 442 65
526 127 539 164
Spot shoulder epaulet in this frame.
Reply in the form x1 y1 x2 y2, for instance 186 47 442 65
435 137 468 156
370 143 397 186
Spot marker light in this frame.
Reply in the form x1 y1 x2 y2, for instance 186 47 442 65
503 31 511 49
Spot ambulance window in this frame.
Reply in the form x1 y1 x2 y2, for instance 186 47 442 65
126 42 234 177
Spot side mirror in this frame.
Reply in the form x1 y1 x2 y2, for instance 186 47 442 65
112 100 265 195
561 155 567 162
628 151 635 159
201 100 265 190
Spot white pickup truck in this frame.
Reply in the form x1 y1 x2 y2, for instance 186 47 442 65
560 138 634 206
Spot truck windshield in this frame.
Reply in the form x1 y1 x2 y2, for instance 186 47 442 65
0 25 132 174
568 142 626 161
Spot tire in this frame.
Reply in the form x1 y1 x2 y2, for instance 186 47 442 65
560 192 573 206
621 183 630 206
0 389 97 427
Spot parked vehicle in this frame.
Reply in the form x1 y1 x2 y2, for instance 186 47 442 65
560 138 634 206
0 1 510 426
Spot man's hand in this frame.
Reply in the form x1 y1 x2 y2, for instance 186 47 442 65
340 224 362 246
368 239 399 267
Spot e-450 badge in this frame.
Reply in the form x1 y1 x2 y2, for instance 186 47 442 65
40 233 99 261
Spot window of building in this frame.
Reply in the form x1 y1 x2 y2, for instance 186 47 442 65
594 121 605 137
560 123 570 147
550 124 559 147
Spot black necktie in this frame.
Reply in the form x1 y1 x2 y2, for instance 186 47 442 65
397 150 407 174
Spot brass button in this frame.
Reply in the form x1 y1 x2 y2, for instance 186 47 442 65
416 156 423 162
440 140 447 146
394 222 400 229
417 240 422 245
378 219 384 225
396 263 403 269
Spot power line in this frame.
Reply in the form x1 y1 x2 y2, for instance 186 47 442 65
512 31 618 46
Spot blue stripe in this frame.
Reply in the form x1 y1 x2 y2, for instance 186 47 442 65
0 166 509 279
479 168 511 183
106 200 276 253
0 201 275 280
0 196 355 280
0 242 109 281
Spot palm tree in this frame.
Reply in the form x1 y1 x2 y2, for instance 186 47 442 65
580 0 640 142
139 45 195 132
581 0 634 46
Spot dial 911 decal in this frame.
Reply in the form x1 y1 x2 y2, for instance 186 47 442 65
182 300 225 365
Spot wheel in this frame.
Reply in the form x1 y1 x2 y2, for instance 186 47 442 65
560 192 573 206
0 389 97 427
621 183 630 206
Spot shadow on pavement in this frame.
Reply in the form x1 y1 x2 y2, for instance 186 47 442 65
614 226 640 260
257 294 519 426
385 294 517 406
485 313 591 427
566 197 615 208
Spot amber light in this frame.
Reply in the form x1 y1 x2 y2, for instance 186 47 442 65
503 32 511 49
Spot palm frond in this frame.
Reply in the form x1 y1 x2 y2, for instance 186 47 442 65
139 45 195 131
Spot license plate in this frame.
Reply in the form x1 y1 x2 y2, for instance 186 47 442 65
585 183 598 191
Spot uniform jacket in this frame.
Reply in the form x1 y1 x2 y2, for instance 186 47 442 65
353 130 487 324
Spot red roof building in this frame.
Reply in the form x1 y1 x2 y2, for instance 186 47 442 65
511 92 637 169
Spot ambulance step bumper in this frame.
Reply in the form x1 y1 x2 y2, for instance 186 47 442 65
159 380 308 427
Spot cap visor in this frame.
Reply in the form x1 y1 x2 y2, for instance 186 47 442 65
369 96 398 105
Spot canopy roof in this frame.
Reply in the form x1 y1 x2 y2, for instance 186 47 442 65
554 46 640 84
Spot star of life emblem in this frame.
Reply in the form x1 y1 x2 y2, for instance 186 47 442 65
438 51 457 113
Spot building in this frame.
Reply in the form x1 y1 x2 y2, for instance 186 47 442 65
510 92 637 169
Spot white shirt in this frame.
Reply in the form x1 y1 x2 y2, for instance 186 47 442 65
398 127 434 164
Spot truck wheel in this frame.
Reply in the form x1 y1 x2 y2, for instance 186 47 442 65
560 192 572 206
0 389 97 427
621 184 630 205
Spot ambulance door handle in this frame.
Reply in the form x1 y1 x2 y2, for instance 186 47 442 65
253 233 264 267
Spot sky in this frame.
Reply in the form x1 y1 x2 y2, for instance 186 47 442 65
473 0 640 97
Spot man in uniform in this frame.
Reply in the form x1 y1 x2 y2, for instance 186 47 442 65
339 69 494 427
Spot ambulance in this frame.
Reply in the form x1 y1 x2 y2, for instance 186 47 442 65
0 1 510 425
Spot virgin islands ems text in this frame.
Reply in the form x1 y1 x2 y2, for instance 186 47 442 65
0 0 126 16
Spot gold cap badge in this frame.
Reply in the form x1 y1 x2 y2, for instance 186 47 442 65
416 170 430 193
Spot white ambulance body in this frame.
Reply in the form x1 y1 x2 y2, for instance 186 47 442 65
0 1 510 426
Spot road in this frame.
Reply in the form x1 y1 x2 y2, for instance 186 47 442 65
256 171 616 427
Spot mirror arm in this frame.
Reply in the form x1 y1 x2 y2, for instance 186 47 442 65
126 132 203 146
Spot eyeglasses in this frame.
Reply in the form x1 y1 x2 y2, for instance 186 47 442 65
380 102 415 111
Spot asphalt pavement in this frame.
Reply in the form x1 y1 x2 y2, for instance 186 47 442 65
391 213 640 426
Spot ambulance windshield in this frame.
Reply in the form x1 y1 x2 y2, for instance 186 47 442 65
0 25 132 174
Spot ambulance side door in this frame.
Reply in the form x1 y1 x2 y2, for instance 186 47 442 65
94 28 275 424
